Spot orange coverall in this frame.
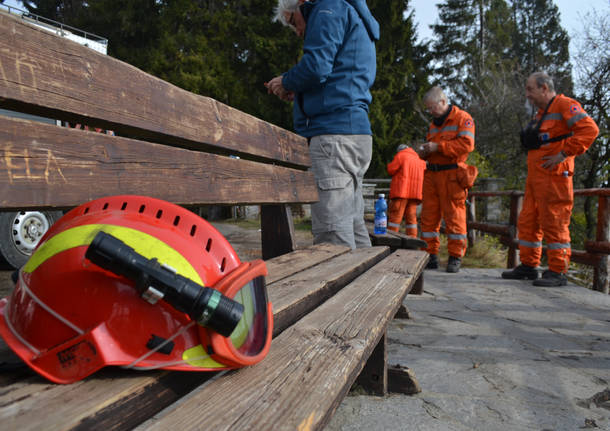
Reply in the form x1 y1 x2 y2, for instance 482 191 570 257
387 147 426 236
420 106 475 258
518 94 599 273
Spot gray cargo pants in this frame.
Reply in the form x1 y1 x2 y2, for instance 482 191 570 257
309 134 372 249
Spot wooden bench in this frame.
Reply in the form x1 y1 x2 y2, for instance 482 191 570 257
0 11 428 430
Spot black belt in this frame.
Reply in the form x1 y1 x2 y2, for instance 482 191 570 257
427 163 458 172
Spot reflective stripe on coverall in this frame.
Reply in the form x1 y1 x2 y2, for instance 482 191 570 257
387 147 426 236
518 94 599 273
420 106 475 257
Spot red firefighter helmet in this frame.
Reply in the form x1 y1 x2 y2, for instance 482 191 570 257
0 196 272 384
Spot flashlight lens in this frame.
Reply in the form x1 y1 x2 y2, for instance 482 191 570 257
228 276 269 356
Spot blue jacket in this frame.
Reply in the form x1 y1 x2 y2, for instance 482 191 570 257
282 0 379 138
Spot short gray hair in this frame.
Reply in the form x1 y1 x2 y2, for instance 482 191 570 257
274 0 300 29
423 86 448 104
396 144 408 153
529 71 555 92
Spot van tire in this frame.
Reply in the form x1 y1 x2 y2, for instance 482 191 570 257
0 211 63 269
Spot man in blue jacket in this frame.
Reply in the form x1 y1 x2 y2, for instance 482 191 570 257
266 0 379 249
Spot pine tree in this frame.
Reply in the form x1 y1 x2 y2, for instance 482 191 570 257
431 0 517 101
511 0 573 95
367 0 431 178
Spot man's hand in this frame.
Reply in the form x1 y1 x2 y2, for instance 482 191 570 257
416 141 438 159
541 151 566 170
265 76 294 102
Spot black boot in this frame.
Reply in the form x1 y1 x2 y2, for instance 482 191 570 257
533 270 567 287
501 264 539 280
426 254 439 269
446 256 461 273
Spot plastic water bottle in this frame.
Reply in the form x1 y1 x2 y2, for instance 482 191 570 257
374 194 387 234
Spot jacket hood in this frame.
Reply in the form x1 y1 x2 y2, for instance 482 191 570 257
345 0 379 41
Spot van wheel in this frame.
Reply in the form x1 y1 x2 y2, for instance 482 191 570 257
0 211 63 269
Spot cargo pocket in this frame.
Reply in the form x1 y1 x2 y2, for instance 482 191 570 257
456 163 478 189
312 176 353 231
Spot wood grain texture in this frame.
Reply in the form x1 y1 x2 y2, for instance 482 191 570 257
261 204 297 260
0 116 317 208
0 12 309 168
138 250 428 431
0 245 407 431
367 225 426 250
265 243 351 284
268 246 390 335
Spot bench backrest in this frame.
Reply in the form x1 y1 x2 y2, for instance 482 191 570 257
0 11 317 258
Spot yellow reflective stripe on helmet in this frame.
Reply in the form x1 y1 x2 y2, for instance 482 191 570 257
182 344 227 368
22 224 203 285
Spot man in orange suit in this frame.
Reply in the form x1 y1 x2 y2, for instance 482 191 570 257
502 72 598 287
387 144 426 237
416 86 475 273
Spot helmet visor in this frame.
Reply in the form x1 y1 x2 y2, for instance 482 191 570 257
228 275 269 357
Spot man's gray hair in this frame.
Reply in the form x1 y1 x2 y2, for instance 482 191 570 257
423 86 448 104
396 144 408 153
529 71 555 93
274 0 300 28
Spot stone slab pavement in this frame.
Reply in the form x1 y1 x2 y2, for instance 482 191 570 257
327 268 610 431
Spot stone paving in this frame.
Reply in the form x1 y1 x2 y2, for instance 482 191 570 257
327 268 610 431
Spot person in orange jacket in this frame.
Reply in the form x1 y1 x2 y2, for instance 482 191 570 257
502 72 599 287
386 144 426 236
416 86 475 273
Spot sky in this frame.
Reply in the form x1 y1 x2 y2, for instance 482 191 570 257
409 0 608 51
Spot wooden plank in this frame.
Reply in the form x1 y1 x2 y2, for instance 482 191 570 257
391 230 427 249
468 221 513 237
260 204 297 260
264 243 351 284
368 225 402 249
584 240 610 255
0 245 388 431
0 12 310 168
367 224 426 249
0 116 317 209
268 246 390 335
138 250 429 431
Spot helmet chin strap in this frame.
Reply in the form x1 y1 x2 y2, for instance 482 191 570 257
122 320 198 370
124 353 214 371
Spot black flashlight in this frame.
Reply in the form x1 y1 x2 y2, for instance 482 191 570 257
85 231 244 337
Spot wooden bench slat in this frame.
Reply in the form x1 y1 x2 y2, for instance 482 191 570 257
0 244 393 431
367 224 427 250
265 243 351 284
0 116 317 209
268 246 390 335
0 12 310 168
137 250 428 431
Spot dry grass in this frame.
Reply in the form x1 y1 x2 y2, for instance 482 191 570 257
436 234 508 268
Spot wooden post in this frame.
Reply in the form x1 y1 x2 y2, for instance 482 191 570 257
261 204 296 260
467 194 476 247
593 196 609 293
410 272 424 295
356 331 388 396
507 193 523 268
